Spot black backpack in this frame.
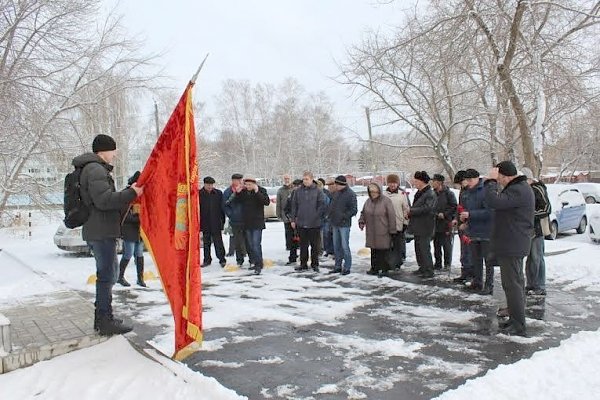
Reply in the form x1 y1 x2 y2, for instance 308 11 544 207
63 164 91 229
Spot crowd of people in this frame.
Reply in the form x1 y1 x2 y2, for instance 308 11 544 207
200 162 551 337
75 133 550 338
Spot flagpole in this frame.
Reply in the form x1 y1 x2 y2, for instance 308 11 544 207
190 53 209 84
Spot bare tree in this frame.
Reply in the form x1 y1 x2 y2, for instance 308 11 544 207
0 0 157 215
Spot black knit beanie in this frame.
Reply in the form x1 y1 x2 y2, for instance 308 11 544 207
92 134 117 153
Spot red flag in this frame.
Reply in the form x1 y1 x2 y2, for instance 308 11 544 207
136 82 202 360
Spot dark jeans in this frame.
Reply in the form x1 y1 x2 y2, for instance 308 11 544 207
526 235 546 290
389 231 406 268
433 231 453 268
322 222 334 255
459 235 473 278
414 235 433 274
203 230 226 264
231 225 248 265
298 227 320 267
371 248 390 273
498 255 526 332
89 239 119 316
245 229 263 268
471 240 493 288
284 222 298 261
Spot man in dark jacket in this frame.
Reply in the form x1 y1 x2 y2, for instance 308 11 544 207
460 168 494 294
290 171 326 272
227 175 270 275
76 134 143 336
327 175 358 275
200 176 226 268
276 174 296 264
223 173 247 266
431 174 457 270
452 171 474 283
408 171 437 279
485 161 535 336
521 167 551 296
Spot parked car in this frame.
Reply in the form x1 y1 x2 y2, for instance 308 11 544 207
264 187 278 219
545 184 588 240
54 223 123 255
589 208 600 244
574 182 600 204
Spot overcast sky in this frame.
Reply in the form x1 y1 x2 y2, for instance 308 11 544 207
103 0 405 134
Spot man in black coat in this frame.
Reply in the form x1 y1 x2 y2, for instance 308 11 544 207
199 176 226 268
484 161 534 336
227 175 270 275
76 134 143 336
431 174 457 270
408 171 437 279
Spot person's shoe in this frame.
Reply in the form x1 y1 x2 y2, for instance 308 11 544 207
420 271 434 279
499 322 527 337
465 283 483 292
253 267 262 275
412 268 425 275
312 266 319 273
366 269 378 275
378 271 388 278
248 264 256 270
341 269 351 275
480 286 493 295
453 276 468 283
295 265 309 271
329 268 342 274
219 260 227 268
96 315 133 336
117 277 130 287
285 259 297 266
496 307 509 318
434 264 442 270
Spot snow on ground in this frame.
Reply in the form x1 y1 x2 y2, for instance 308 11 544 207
0 335 246 400
2 201 600 398
435 328 600 400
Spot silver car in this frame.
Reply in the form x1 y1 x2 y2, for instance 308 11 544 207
54 223 122 255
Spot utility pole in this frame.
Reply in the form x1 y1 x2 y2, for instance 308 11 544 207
365 107 377 177
154 101 160 138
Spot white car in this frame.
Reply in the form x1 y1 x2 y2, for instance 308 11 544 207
54 223 122 255
574 182 600 204
264 187 278 219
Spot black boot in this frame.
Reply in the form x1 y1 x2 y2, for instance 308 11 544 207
136 256 147 287
117 258 131 286
96 314 133 336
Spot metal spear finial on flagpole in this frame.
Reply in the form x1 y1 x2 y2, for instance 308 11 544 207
190 53 209 84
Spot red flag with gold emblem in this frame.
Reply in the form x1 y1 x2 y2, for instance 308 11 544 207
136 82 202 359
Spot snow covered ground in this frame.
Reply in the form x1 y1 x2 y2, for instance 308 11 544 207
1 203 600 399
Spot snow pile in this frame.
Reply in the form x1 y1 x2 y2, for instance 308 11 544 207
435 329 600 400
0 336 246 400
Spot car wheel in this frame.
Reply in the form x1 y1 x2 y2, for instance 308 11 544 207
576 216 587 234
585 196 596 204
546 221 558 240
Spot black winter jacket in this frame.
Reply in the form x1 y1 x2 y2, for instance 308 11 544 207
75 153 136 241
228 186 270 230
531 181 551 237
121 207 141 242
327 186 358 227
200 187 225 233
484 175 535 257
408 185 437 237
434 186 457 233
